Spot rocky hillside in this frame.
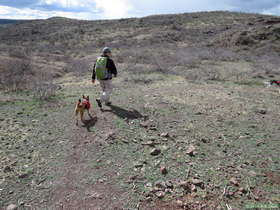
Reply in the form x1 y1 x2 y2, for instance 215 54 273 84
1 12 280 89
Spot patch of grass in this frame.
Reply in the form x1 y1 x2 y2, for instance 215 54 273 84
234 80 264 86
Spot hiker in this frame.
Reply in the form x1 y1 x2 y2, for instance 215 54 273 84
92 47 118 109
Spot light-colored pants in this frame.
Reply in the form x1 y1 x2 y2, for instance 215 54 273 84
98 79 113 103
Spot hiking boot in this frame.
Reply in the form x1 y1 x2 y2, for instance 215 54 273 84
96 99 102 109
105 101 112 106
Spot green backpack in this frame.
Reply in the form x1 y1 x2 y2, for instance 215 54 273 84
95 57 108 80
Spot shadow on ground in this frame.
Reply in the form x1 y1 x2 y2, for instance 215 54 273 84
103 104 143 120
82 116 98 132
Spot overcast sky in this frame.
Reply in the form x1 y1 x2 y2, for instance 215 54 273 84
0 0 279 20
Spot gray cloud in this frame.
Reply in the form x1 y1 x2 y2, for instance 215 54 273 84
0 0 279 20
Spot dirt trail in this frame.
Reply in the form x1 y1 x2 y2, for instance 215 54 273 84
48 110 129 210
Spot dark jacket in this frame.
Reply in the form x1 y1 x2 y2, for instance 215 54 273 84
92 55 117 80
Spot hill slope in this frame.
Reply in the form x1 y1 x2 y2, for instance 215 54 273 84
0 11 280 89
0 19 26 25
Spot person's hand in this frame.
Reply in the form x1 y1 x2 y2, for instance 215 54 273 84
92 79 95 84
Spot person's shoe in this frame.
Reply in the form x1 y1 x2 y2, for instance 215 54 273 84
96 99 102 109
105 101 112 106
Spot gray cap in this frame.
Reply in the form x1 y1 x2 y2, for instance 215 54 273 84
102 47 111 54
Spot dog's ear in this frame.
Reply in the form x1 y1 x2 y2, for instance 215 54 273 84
82 95 85 99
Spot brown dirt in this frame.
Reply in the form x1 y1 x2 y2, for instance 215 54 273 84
49 112 129 210
265 171 280 186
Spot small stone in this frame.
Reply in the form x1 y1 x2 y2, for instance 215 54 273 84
256 141 264 146
6 204 17 210
165 181 173 189
150 148 161 156
191 178 203 185
160 167 168 175
230 177 239 186
145 197 152 202
145 182 153 188
191 184 196 192
154 160 161 167
238 187 247 194
254 196 260 201
176 200 184 207
155 191 165 198
186 145 196 156
257 109 267 115
141 141 155 146
18 173 29 179
178 181 191 192
160 132 169 138
227 191 234 197
134 162 143 168
154 181 166 189
191 178 204 189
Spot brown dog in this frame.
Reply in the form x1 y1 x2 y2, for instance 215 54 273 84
74 95 94 125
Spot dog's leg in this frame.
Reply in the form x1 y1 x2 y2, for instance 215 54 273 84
87 109 93 119
80 111 84 123
75 110 79 126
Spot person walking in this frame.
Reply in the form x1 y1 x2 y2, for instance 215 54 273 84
92 47 117 110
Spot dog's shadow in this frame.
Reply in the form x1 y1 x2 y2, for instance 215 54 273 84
103 104 144 120
82 116 98 132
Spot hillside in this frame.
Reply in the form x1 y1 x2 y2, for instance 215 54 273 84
0 19 26 25
1 11 280 88
0 11 280 210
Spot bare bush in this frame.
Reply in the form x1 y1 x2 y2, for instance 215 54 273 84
31 70 60 100
8 47 31 59
32 81 60 100
0 56 34 91
66 58 93 75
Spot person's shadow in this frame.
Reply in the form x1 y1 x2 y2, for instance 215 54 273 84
82 116 98 132
103 104 144 120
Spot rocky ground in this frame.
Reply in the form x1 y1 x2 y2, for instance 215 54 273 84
1 71 280 209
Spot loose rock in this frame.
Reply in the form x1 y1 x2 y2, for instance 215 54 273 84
160 132 169 138
230 177 239 186
178 181 191 192
155 191 165 198
6 204 17 210
165 181 173 189
191 178 203 186
154 180 166 189
176 200 184 207
186 145 196 156
150 148 161 156
160 167 168 175
141 141 155 146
